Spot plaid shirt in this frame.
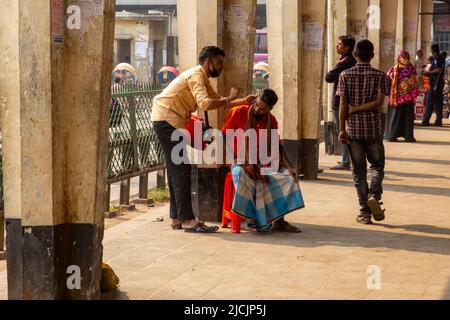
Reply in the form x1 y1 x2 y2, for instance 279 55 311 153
336 63 389 140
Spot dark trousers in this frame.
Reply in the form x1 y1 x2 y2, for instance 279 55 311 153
384 102 415 141
347 137 385 216
332 109 351 167
423 87 444 125
153 121 195 221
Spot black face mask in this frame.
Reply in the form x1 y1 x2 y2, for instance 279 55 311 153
209 61 220 78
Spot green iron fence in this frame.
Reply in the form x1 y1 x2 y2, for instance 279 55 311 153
105 82 166 211
252 77 269 94
107 82 165 184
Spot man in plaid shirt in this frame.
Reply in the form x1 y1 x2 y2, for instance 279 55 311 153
336 40 389 225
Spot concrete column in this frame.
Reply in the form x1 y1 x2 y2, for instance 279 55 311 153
268 0 327 180
348 0 369 43
324 0 348 156
177 0 221 127
379 0 399 73
368 0 381 69
420 0 433 59
299 0 328 179
403 0 421 56
395 0 404 56
267 0 302 164
0 0 115 300
177 0 221 222
222 0 257 96
177 0 256 221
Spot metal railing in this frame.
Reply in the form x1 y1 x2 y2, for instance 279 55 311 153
105 82 166 211
253 77 269 94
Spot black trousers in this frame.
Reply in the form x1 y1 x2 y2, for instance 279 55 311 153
384 102 415 141
347 137 385 216
423 87 444 125
153 121 195 221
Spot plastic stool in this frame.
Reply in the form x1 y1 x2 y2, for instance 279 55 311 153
221 172 246 234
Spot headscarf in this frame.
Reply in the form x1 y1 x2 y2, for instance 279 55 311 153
388 50 420 107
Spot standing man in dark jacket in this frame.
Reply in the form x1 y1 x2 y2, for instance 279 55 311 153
325 36 357 170
422 44 446 127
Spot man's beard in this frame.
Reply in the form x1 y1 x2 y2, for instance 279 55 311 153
209 64 220 78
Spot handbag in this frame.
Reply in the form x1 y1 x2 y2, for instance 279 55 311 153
186 111 213 150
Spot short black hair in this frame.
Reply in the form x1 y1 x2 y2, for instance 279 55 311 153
431 44 440 54
260 89 278 108
198 46 226 64
339 36 356 53
355 39 374 62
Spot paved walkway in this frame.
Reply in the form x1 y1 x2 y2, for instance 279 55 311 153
1 123 450 300
101 123 450 300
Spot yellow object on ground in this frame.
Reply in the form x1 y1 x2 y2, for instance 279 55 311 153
101 262 120 292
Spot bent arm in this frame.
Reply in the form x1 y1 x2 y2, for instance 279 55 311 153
339 95 349 133
325 61 348 83
188 74 231 111
349 92 385 114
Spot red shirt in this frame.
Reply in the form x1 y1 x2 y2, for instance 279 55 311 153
221 105 280 164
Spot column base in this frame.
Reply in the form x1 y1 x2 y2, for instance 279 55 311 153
324 121 341 156
282 139 320 180
191 166 229 222
5 219 104 300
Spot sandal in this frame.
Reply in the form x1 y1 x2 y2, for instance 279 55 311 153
171 219 183 230
171 223 183 230
184 222 219 234
257 224 273 234
273 220 302 233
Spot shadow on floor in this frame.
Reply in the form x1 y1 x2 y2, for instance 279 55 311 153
377 224 450 236
414 125 450 131
412 140 450 146
212 222 450 257
384 171 449 181
102 289 130 300
386 157 450 167
313 176 450 198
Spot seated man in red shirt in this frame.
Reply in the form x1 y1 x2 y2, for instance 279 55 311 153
221 89 305 234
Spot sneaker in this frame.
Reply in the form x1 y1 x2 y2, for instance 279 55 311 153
367 195 385 222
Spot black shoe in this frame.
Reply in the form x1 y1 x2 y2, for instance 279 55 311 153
433 123 443 127
420 123 430 127
184 222 219 233
368 195 386 222
356 215 373 225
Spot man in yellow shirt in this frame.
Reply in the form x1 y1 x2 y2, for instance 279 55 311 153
151 46 256 233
